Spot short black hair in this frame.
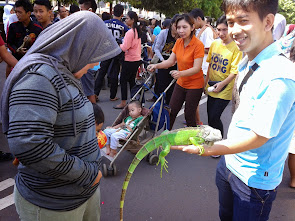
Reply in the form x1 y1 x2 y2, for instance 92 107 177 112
15 0 33 12
290 40 295 62
189 8 204 20
78 0 97 13
216 15 227 27
102 12 111 21
162 19 171 28
58 5 66 12
92 103 104 125
34 0 52 11
205 16 212 24
70 4 80 14
113 4 124 17
171 14 180 24
153 19 161 27
222 0 278 21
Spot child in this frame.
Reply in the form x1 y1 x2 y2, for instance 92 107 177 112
104 100 143 157
93 103 105 132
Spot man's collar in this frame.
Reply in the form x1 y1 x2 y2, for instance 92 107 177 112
239 42 282 72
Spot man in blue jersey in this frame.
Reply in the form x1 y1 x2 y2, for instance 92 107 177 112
94 4 128 101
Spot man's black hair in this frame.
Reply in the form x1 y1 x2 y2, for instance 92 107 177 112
162 19 171 29
53 11 58 18
189 8 204 20
102 12 111 21
70 4 80 14
34 0 52 11
154 19 161 27
222 0 278 21
216 15 227 27
205 16 212 24
78 0 97 13
171 14 180 24
15 0 33 12
92 103 104 125
58 5 66 12
113 4 124 17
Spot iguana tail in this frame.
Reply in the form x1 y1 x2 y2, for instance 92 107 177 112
120 136 161 221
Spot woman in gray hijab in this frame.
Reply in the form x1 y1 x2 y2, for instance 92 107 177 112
1 11 121 221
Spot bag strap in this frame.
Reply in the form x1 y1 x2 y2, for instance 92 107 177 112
238 53 286 95
238 63 259 94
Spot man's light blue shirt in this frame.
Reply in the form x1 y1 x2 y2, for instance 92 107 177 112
226 42 295 190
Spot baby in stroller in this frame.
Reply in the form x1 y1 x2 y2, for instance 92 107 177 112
104 100 143 157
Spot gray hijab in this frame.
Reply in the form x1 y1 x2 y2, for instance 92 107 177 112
1 11 121 134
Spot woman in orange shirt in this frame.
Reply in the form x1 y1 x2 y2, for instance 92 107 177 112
148 14 204 129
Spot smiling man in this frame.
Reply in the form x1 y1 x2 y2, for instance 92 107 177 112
208 0 295 220
171 1 295 220
33 0 52 29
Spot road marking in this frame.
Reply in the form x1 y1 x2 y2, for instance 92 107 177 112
0 178 15 192
177 96 208 117
0 178 15 211
0 194 14 210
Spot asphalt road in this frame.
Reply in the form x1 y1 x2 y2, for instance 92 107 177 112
0 61 294 221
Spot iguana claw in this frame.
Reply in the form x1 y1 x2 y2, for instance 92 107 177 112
157 143 170 178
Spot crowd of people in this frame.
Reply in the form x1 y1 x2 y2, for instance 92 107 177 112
0 0 295 220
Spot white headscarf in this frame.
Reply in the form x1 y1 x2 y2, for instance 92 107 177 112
3 5 14 35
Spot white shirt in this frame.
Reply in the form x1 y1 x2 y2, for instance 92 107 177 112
273 13 286 41
196 27 214 75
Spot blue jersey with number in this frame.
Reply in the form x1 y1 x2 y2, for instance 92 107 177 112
104 18 129 39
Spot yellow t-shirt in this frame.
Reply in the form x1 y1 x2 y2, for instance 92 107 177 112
206 39 242 100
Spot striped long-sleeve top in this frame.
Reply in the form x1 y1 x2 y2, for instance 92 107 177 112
7 64 101 211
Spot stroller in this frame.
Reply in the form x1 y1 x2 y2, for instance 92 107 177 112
101 73 176 177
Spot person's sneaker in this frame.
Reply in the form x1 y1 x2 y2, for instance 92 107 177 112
211 155 221 158
0 151 14 162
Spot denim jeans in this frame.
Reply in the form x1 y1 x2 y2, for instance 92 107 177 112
216 157 277 221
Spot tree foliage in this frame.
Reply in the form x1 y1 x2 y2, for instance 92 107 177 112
123 0 223 18
278 0 295 24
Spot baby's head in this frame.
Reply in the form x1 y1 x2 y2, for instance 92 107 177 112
92 103 104 131
128 100 142 119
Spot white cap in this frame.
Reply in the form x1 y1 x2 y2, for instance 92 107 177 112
138 14 144 19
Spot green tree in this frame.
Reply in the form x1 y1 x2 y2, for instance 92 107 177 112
126 0 223 19
278 0 295 24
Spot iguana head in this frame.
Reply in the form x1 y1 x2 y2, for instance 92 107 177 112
198 125 222 144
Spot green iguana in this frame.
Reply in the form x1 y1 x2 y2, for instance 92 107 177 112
120 126 222 221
